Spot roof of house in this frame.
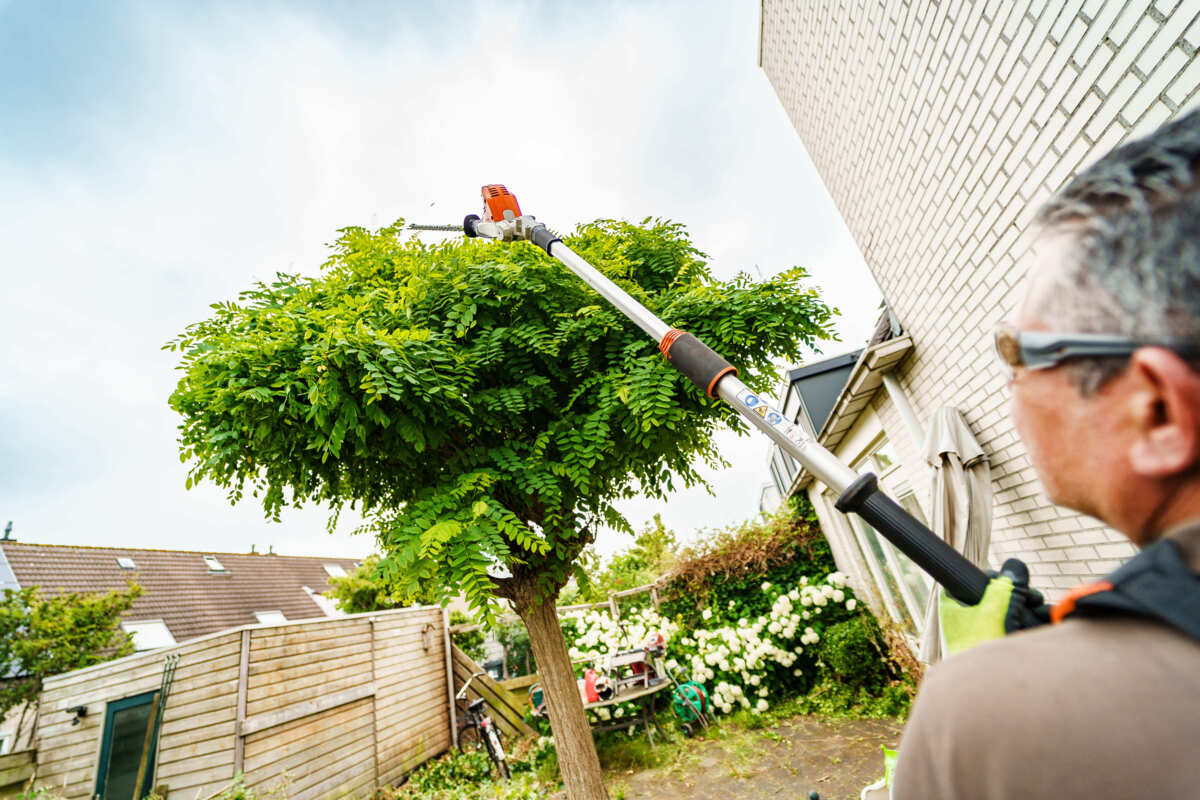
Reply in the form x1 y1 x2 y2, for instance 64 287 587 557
0 541 362 643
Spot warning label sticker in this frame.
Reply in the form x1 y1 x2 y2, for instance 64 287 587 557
736 388 812 453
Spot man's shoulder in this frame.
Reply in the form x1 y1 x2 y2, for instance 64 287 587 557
907 618 1200 743
893 617 1200 799
921 614 1200 712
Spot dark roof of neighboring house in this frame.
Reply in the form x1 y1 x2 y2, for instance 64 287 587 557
0 541 361 643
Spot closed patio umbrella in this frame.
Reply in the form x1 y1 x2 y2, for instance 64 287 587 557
919 407 992 663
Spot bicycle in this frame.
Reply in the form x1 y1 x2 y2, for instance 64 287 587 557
455 671 510 779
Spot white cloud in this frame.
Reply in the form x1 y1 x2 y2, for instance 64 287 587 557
0 2 879 560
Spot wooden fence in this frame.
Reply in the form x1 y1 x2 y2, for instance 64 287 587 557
0 750 34 797
449 644 535 741
34 607 453 800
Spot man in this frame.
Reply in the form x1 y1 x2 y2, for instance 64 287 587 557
893 109 1200 799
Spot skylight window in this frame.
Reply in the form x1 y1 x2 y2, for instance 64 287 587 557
116 557 137 570
255 610 287 625
204 556 226 572
122 620 177 651
323 564 347 578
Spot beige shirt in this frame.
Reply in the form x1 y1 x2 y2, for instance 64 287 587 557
893 525 1200 800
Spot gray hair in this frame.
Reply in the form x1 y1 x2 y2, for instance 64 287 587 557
1032 109 1200 393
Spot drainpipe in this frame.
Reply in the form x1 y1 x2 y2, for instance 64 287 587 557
881 371 926 454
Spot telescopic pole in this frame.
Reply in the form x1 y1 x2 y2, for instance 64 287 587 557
462 194 990 606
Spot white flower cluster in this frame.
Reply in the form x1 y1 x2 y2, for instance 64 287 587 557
561 572 860 719
564 606 680 664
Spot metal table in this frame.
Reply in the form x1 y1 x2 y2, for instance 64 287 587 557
584 680 670 746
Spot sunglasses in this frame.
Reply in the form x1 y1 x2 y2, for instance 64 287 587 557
992 323 1200 379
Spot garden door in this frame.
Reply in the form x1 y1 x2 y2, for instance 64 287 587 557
93 691 159 800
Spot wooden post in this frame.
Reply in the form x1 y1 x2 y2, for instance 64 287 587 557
233 629 250 776
608 596 619 622
650 586 660 610
442 608 458 748
370 617 379 787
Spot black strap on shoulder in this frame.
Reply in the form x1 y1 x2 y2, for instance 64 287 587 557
1068 539 1200 641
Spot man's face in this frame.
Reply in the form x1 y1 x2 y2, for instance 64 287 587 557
1007 232 1128 521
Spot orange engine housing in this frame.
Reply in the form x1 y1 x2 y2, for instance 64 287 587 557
481 184 522 222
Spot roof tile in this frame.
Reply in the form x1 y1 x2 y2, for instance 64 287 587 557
0 542 361 643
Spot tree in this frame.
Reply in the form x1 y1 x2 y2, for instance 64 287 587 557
0 584 142 731
166 218 833 800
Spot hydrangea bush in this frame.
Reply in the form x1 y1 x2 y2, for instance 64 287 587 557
561 570 862 718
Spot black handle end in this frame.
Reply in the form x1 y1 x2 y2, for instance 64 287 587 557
464 214 481 238
836 475 989 605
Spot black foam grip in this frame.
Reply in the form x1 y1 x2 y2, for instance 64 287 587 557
663 332 737 397
835 474 989 605
531 225 561 254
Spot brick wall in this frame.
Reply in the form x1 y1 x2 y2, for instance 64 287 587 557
762 1 1200 595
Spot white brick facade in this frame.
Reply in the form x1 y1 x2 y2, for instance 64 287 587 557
761 1 1200 603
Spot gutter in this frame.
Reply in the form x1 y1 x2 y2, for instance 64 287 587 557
787 333 914 493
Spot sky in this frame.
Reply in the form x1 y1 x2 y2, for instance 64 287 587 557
0 1 881 561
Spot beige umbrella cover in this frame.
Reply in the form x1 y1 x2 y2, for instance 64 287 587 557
918 407 992 663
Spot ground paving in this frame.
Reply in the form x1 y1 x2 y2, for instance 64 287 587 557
614 715 903 800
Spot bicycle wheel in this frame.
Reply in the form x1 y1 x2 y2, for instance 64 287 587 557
458 724 485 754
484 725 511 779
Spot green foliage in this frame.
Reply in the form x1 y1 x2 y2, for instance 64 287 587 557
659 508 834 625
452 612 487 664
17 789 67 800
495 620 535 676
384 739 556 800
327 553 437 613
0 583 142 717
793 679 912 718
577 514 676 603
567 503 910 719
817 616 887 689
166 218 835 619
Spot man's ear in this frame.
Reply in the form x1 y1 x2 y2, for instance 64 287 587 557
1127 347 1200 477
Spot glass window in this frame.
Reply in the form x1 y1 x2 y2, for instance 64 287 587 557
893 493 933 613
122 621 177 651
323 564 347 578
95 692 159 800
871 440 898 473
255 610 287 625
203 555 225 572
777 447 798 481
851 517 917 632
116 557 137 570
768 460 785 496
842 434 931 634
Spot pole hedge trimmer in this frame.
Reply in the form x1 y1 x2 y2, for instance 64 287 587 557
418 185 990 606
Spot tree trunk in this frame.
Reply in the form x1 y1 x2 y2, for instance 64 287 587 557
514 590 609 800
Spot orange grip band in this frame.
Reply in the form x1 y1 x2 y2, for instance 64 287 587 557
707 366 737 398
659 328 685 357
1050 580 1113 624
